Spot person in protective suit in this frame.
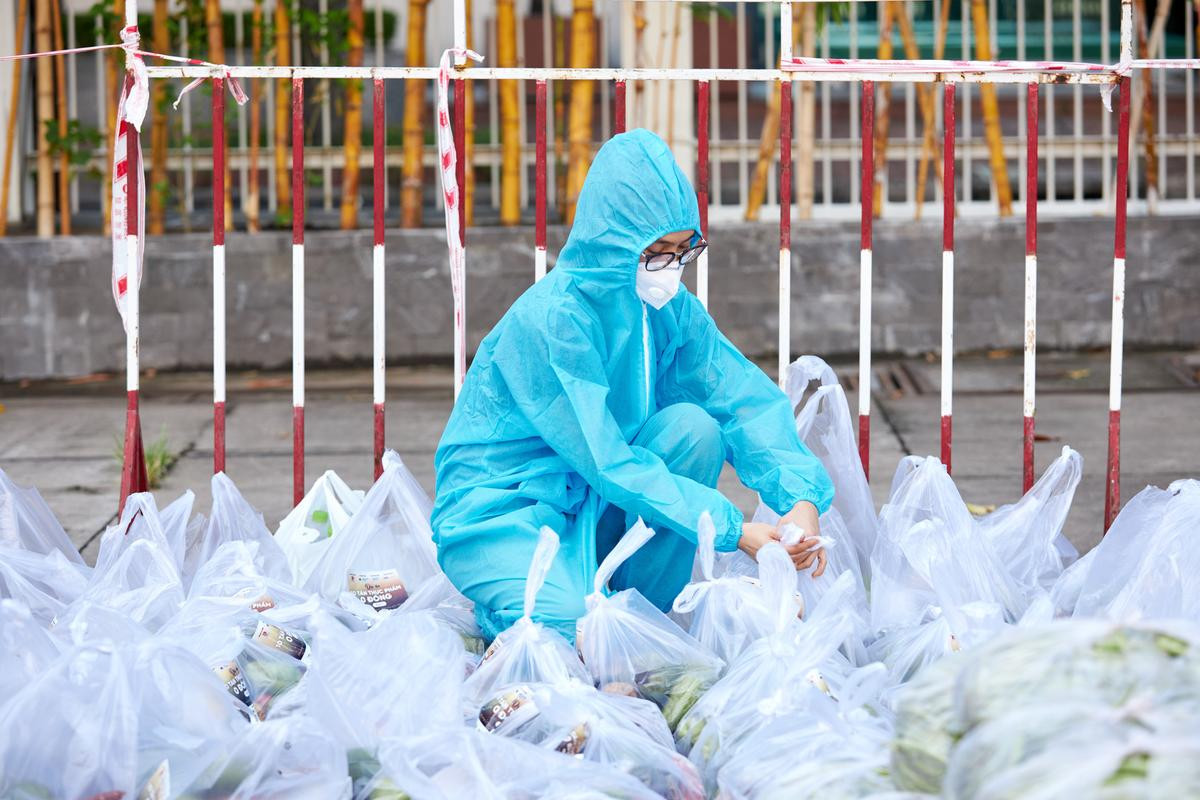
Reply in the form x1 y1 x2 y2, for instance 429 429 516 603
432 129 834 643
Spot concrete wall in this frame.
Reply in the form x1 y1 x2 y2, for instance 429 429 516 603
2 215 1198 380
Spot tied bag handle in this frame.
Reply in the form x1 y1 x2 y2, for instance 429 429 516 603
591 517 656 598
522 526 561 621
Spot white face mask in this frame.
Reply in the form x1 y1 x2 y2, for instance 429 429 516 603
635 264 683 309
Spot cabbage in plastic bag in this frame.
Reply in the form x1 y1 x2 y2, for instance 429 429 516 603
275 469 365 587
575 519 724 731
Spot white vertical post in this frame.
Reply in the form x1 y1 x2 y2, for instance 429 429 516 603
125 0 139 395
454 0 467 64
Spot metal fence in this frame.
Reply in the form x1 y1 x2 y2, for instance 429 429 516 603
8 0 1199 231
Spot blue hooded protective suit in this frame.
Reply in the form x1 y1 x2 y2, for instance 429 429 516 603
431 129 834 642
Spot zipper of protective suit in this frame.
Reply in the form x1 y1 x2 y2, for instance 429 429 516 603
642 302 652 420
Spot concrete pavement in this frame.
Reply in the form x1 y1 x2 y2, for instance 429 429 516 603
1 350 1196 564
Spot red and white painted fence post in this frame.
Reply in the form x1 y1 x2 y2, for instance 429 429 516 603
1106 0 1134 532
1023 82 1039 493
859 80 875 480
372 77 386 480
453 74 467 395
212 74 227 475
941 82 955 474
291 76 305 506
696 79 710 309
535 79 547 281
778 75 793 386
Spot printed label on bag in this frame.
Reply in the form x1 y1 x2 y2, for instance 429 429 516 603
213 660 252 706
478 685 539 733
235 587 276 612
347 568 409 611
137 759 170 800
252 621 307 661
553 723 590 756
481 636 503 662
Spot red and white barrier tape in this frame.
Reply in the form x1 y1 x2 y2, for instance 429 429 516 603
435 47 484 395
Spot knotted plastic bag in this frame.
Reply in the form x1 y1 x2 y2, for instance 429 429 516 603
184 472 292 589
274 469 364 587
575 519 724 731
671 511 777 666
464 527 590 706
306 454 441 617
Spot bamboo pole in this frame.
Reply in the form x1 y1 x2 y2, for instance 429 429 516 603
206 0 232 230
744 78 781 220
795 2 816 219
400 0 428 227
895 0 944 219
149 0 169 234
971 0 1012 215
49 0 70 234
565 0 595 225
102 0 124 236
274 0 292 223
497 0 520 224
339 0 364 229
34 0 54 237
246 0 263 232
872 0 896 217
553 13 566 219
0 0 27 236
914 0 951 218
1130 0 1170 207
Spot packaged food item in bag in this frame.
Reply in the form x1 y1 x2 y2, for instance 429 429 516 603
481 680 705 800
575 519 724 731
177 716 351 799
274 470 365 587
464 527 590 705
0 644 138 800
0 467 85 564
671 512 778 666
306 456 441 616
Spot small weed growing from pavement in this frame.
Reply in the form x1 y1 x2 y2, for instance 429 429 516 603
112 428 177 489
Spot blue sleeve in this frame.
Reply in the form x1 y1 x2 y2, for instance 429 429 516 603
493 304 745 551
659 294 835 517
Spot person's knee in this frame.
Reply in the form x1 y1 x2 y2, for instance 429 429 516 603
639 402 725 485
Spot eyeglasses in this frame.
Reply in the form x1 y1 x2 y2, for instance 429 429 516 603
640 240 708 272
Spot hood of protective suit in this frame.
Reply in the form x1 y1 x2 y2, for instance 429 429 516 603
557 129 701 295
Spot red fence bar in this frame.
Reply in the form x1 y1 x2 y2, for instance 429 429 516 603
858 80 875 480
614 79 626 134
292 77 305 506
940 83 955 474
535 79 547 280
453 76 467 390
1023 83 1039 493
372 77 386 480
1106 75 1131 532
778 78 793 385
212 76 227 476
696 79 710 309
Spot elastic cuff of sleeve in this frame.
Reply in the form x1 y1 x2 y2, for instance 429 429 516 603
779 487 833 517
714 504 745 553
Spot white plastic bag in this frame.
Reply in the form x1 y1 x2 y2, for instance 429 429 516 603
275 470 365 587
72 536 185 632
1053 480 1200 621
0 467 84 564
975 446 1082 593
463 527 590 705
575 519 724 731
481 681 705 800
398 571 487 670
671 512 777 666
306 456 441 615
0 545 89 626
0 644 138 800
185 472 293 589
178 716 351 799
782 355 879 572
0 599 60 705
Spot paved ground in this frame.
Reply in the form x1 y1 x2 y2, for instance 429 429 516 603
1 349 1196 564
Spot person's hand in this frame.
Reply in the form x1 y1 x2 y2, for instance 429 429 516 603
738 520 823 572
779 501 827 578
